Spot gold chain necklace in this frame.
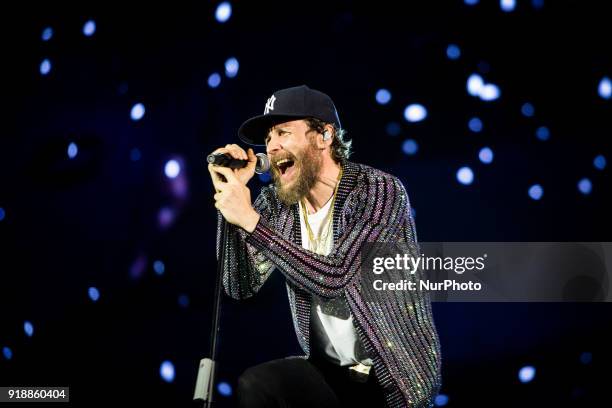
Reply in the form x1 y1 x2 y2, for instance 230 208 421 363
301 165 343 255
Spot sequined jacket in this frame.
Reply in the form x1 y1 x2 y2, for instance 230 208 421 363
217 160 442 407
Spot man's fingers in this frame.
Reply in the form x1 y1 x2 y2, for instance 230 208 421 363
225 144 247 160
208 164 228 192
213 165 239 183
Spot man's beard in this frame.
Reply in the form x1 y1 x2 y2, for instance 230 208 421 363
271 141 322 206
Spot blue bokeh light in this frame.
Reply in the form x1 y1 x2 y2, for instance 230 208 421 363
593 154 606 170
24 321 34 338
130 103 146 121
446 44 461 60
215 2 232 23
468 117 483 132
178 294 190 308
258 172 271 183
456 167 474 185
577 178 592 195
386 122 401 136
598 76 611 100
580 352 592 365
402 139 419 155
41 27 53 41
500 0 516 12
160 360 175 383
478 147 494 164
0 207 5 222
130 148 142 162
225 57 239 78
521 102 535 117
83 20 96 37
535 126 550 141
218 382 233 397
404 104 427 122
88 286 100 302
164 160 181 179
375 89 392 105
67 142 78 159
2 346 12 360
434 393 449 406
40 58 52 76
479 84 501 101
153 260 165 275
518 365 536 383
528 184 544 200
208 73 221 88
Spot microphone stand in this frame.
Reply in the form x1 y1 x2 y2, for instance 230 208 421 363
193 220 227 407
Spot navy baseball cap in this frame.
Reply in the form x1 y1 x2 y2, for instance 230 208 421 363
238 85 342 146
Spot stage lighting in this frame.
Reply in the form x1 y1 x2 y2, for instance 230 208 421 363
24 321 34 338
217 382 233 397
479 84 500 101
376 89 391 105
41 27 53 41
464 0 479 5
500 0 516 12
83 20 96 37
178 294 190 308
258 172 271 182
577 178 592 195
434 394 449 406
535 126 550 141
208 72 221 88
518 365 536 383
215 2 232 23
130 148 141 162
521 102 535 117
446 44 461 60
593 154 606 170
130 103 145 121
456 166 474 185
225 57 239 78
0 207 5 222
164 160 181 179
153 260 165 275
160 360 175 383
467 74 484 97
40 58 51 76
528 184 543 200
2 347 12 360
67 142 78 159
404 104 427 122
386 122 401 136
88 287 100 302
580 352 592 364
468 117 483 132
598 77 611 100
478 147 494 164
402 139 419 155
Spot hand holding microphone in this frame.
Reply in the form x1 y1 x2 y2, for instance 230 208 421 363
207 144 269 186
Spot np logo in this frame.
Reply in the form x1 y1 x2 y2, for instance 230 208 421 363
264 95 276 114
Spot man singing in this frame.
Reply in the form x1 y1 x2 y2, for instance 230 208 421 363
208 85 441 407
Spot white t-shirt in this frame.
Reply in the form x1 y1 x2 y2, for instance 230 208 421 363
299 199 372 367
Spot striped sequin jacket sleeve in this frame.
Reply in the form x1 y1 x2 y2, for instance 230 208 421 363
217 188 277 300
244 173 409 299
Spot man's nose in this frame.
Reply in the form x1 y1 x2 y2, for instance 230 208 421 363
266 137 281 155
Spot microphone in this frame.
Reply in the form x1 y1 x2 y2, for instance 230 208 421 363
206 152 270 174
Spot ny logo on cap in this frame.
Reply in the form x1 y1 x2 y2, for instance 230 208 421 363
264 95 276 114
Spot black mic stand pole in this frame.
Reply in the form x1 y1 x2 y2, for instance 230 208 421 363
193 219 228 407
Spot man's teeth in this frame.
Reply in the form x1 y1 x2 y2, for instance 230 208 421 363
276 159 292 166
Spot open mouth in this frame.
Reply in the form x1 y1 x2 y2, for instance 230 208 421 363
275 158 296 180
